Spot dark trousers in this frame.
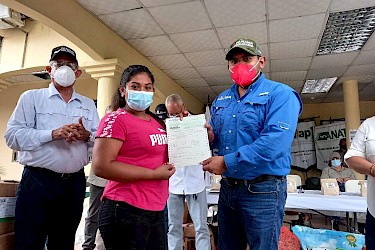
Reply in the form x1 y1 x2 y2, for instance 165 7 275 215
15 166 86 250
83 184 105 249
366 210 375 250
99 199 165 250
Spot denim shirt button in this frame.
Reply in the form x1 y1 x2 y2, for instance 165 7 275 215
225 146 229 150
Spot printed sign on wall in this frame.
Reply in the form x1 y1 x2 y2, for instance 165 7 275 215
291 121 316 169
314 122 346 170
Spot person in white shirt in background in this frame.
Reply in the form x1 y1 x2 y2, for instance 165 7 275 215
165 94 211 250
82 105 112 250
345 117 375 249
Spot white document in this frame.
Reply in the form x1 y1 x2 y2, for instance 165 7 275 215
166 114 212 168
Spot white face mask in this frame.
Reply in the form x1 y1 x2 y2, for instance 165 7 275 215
51 65 76 87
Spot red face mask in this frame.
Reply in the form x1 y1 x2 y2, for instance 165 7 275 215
230 60 261 88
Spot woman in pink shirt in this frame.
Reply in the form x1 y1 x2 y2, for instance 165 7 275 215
92 65 175 250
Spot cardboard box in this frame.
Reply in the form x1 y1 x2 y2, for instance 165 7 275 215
0 181 18 197
0 181 19 235
0 232 14 250
183 223 216 250
183 223 196 238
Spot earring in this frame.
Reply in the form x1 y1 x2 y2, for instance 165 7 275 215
121 92 124 98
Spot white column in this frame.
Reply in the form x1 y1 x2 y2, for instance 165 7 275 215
343 80 364 180
84 59 124 118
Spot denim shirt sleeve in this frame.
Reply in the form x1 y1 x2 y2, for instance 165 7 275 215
223 89 302 174
5 91 52 151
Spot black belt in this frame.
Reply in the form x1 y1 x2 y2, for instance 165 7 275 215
222 175 284 187
25 165 84 179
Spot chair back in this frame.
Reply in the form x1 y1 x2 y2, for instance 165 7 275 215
304 177 321 190
287 175 302 187
344 180 361 193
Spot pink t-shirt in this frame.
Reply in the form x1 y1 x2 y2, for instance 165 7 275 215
96 109 168 211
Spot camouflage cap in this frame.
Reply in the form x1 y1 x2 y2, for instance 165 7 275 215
225 38 262 60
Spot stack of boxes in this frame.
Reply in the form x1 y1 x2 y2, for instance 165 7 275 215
182 202 216 250
0 181 19 250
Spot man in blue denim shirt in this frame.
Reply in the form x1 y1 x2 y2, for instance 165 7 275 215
202 38 302 250
5 46 100 250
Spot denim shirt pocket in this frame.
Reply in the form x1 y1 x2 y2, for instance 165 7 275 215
71 106 93 129
36 107 66 130
240 96 268 131
211 101 230 134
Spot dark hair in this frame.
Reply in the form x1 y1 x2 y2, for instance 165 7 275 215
120 65 155 87
113 65 165 128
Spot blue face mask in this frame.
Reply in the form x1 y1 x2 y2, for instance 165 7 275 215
331 159 341 167
126 89 154 111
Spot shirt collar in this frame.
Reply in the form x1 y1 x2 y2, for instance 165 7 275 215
48 82 82 103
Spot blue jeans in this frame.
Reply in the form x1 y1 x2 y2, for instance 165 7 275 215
366 210 375 249
15 166 86 250
99 199 165 250
218 177 287 250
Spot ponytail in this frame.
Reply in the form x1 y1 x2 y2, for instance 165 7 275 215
111 89 126 111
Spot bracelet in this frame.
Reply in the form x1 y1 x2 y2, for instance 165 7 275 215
370 164 375 177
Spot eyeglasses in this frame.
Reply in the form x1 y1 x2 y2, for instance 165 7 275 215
51 60 78 71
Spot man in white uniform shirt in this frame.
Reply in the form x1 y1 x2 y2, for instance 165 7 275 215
165 94 211 250
5 46 100 250
345 117 375 249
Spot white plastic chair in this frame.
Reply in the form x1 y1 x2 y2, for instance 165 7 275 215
287 174 302 188
344 180 361 194
285 175 304 228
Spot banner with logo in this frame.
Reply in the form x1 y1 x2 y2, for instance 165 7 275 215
291 121 316 169
314 122 346 170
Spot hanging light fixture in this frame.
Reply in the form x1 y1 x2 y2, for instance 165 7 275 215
301 77 338 94
317 6 375 55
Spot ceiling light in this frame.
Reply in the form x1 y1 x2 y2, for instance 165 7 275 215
302 77 338 94
317 6 375 55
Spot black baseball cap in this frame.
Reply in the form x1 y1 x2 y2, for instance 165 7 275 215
155 104 167 120
50 46 78 64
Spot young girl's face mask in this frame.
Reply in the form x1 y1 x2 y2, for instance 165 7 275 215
125 89 154 111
